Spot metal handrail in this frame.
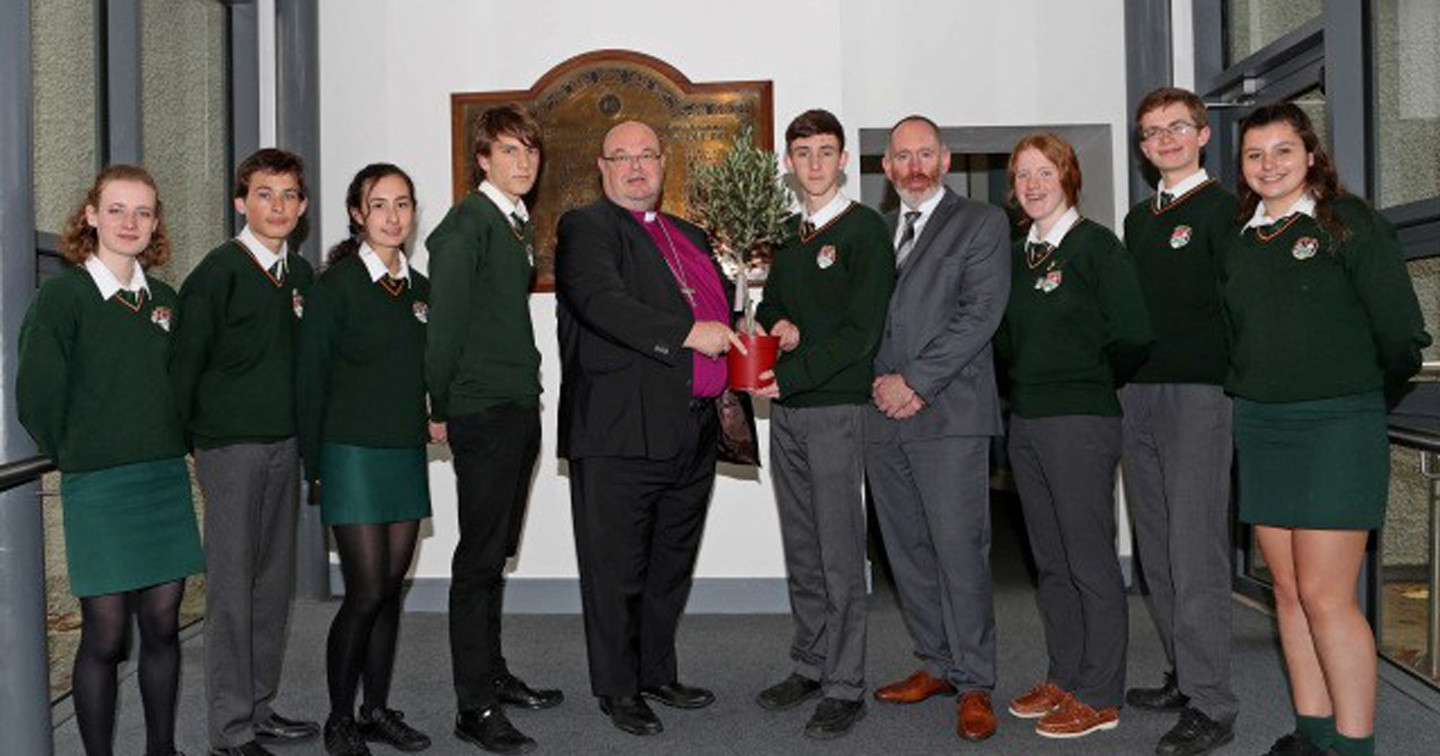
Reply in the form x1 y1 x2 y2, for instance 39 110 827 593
0 455 53 493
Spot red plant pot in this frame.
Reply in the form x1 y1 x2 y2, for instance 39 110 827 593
727 333 781 390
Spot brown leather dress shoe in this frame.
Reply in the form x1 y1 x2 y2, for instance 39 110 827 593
1008 682 1067 718
872 670 957 704
957 691 996 741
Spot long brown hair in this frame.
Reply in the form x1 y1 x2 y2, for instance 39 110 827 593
325 163 417 266
58 164 171 268
1235 103 1348 241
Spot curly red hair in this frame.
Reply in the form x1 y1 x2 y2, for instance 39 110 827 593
59 164 172 269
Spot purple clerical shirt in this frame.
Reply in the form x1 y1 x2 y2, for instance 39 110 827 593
631 211 729 397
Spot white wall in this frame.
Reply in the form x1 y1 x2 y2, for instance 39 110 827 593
316 0 1133 581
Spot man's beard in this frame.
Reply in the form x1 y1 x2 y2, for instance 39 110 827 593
895 170 941 207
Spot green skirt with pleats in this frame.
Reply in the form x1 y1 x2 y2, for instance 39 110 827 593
59 457 205 597
319 442 431 526
1234 390 1389 530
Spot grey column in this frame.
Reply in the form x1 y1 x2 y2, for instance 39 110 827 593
105 0 143 164
1124 0 1173 202
275 0 328 600
229 0 261 235
0 1 54 753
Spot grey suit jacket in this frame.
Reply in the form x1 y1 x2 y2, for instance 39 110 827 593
868 187 1011 441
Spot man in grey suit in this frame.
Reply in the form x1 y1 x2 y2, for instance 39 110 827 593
865 115 1010 743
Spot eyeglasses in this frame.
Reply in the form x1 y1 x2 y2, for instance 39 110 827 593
601 151 662 166
1140 122 1199 142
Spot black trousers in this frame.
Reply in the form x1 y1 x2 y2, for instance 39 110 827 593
448 403 540 710
569 403 718 697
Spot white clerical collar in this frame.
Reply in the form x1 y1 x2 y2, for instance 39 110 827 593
237 224 287 273
802 191 852 229
83 254 149 300
1157 168 1210 197
479 180 528 222
358 241 410 283
1244 193 1318 230
1027 206 1081 247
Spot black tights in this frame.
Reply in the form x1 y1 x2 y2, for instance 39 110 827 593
73 579 186 756
327 520 420 717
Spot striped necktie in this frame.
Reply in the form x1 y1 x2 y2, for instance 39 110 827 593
895 211 921 267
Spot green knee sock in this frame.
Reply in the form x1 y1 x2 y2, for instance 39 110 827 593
1330 733 1375 756
1296 715 1338 749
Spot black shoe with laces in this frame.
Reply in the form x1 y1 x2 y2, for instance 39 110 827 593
1127 670 1192 712
358 707 431 752
1259 731 1325 756
455 706 536 754
1156 707 1235 756
323 715 372 756
804 697 866 740
756 673 822 711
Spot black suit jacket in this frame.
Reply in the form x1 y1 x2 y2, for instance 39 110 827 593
555 197 733 461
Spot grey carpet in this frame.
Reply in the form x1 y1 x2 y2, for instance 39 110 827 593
53 502 1438 755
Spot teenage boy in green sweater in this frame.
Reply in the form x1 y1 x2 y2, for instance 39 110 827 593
171 148 320 755
1120 87 1239 756
752 109 895 740
425 103 561 755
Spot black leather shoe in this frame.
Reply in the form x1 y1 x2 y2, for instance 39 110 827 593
804 698 866 740
358 707 431 752
494 673 564 710
1126 670 1191 712
1259 731 1325 756
254 712 321 743
639 681 715 709
209 742 277 756
598 695 664 736
455 706 536 754
1157 707 1235 756
323 714 371 756
756 673 822 711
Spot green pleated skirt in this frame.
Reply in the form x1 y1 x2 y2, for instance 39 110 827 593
319 443 431 526
59 457 205 597
1234 390 1389 530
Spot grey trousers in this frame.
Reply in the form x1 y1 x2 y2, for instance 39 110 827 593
770 403 868 700
196 439 301 748
1009 415 1127 709
866 431 995 692
1121 383 1237 722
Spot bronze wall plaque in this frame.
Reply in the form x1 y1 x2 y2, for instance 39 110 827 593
449 49 774 291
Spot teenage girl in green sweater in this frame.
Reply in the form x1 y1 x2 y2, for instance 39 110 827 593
17 165 204 756
1226 104 1429 756
296 164 433 755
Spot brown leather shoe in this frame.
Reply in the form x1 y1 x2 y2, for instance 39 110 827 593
956 691 996 741
1008 682 1066 718
1035 693 1118 739
872 670 957 704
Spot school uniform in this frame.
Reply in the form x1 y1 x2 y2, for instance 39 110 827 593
754 194 895 701
425 181 542 712
1223 194 1430 530
999 209 1152 710
295 244 431 525
1120 171 1239 722
17 259 204 597
170 225 316 749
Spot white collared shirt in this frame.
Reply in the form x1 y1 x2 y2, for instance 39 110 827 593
1243 193 1318 231
358 241 411 283
802 191 852 229
1026 206 1082 248
479 180 528 225
1157 168 1210 199
84 254 149 300
237 224 287 275
893 187 945 249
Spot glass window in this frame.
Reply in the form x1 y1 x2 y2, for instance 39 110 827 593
1408 258 1440 366
1374 0 1440 209
1290 85 1327 149
31 0 100 235
1378 444 1440 688
1226 0 1322 65
141 0 230 285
